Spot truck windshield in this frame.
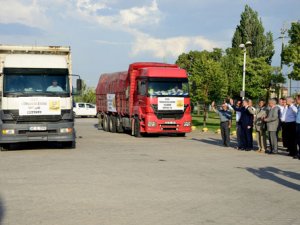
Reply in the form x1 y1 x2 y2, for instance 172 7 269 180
3 68 70 97
148 78 189 97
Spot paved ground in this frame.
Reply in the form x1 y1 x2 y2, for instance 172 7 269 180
0 118 299 225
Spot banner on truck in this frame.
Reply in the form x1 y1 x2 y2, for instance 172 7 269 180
107 94 117 112
158 97 184 111
19 97 61 115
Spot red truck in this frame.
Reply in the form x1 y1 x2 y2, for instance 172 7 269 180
95 62 192 137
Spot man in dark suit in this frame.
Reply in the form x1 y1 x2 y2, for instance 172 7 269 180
230 98 254 150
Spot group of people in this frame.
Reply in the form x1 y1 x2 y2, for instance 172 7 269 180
211 95 300 159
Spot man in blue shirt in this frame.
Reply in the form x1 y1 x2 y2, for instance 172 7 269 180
211 101 232 147
296 95 300 160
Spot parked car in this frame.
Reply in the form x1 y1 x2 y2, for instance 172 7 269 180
73 102 97 118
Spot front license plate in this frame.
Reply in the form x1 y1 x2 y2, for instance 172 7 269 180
29 126 47 131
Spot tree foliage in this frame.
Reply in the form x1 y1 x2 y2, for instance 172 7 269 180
232 5 274 64
176 49 227 105
176 49 227 126
282 21 300 80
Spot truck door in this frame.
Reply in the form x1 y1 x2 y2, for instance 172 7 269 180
137 80 147 115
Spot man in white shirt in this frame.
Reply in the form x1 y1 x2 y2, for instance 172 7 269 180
284 97 298 157
279 98 288 148
47 80 64 92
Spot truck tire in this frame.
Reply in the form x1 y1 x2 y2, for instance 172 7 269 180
103 115 109 132
0 144 9 151
109 115 117 133
134 118 142 138
116 117 124 133
97 116 103 130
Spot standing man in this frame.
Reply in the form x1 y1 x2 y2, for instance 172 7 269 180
295 95 300 160
211 101 232 147
230 98 253 150
264 99 280 154
279 98 288 148
285 97 298 157
235 100 242 149
252 100 268 152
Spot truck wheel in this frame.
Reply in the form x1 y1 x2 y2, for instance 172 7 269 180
103 115 109 132
0 144 9 151
134 118 142 138
116 117 124 133
109 115 117 133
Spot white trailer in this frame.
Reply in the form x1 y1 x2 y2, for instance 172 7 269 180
0 44 82 150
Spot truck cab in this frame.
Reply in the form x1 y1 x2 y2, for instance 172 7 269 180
0 45 81 149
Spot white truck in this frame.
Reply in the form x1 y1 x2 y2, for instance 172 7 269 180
0 45 82 150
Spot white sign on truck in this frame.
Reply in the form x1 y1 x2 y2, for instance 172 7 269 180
107 94 117 112
158 97 184 111
19 97 61 116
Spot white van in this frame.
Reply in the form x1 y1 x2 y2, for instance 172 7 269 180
73 102 97 117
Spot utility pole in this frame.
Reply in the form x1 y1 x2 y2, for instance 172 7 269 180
279 24 288 96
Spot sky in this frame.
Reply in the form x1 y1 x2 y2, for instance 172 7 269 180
0 0 299 90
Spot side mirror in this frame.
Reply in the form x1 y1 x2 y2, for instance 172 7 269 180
77 79 83 92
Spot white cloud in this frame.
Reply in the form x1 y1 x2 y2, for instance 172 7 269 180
74 0 218 58
75 0 161 28
119 0 160 26
0 0 48 28
131 32 219 58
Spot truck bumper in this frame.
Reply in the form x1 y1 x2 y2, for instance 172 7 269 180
0 122 75 144
142 114 192 134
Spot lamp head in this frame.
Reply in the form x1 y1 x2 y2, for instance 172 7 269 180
245 41 252 47
239 43 245 49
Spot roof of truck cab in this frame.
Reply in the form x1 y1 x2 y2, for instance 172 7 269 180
139 67 187 78
128 62 178 72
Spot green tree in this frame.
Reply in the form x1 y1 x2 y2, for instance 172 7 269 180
232 5 274 64
244 57 283 100
176 50 228 126
282 21 300 80
221 48 242 98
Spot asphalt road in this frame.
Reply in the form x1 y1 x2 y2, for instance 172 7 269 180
0 118 299 225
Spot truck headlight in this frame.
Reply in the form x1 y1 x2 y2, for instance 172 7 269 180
60 128 73 133
147 121 157 127
183 122 191 127
2 129 15 135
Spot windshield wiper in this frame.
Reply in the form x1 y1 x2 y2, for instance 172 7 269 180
4 92 25 96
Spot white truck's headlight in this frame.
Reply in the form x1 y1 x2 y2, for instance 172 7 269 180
2 129 15 135
147 121 157 127
183 122 191 127
60 128 73 133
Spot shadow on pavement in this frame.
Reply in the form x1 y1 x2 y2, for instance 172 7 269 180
191 138 224 146
246 167 300 192
1 142 73 151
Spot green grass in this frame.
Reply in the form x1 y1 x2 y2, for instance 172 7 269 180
192 112 237 132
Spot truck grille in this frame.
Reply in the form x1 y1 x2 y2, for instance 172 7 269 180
151 104 188 120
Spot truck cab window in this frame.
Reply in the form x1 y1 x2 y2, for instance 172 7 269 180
3 68 69 97
78 104 85 108
148 78 189 97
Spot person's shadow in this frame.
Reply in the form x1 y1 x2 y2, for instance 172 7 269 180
245 166 300 192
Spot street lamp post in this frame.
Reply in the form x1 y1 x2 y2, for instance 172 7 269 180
239 41 252 99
